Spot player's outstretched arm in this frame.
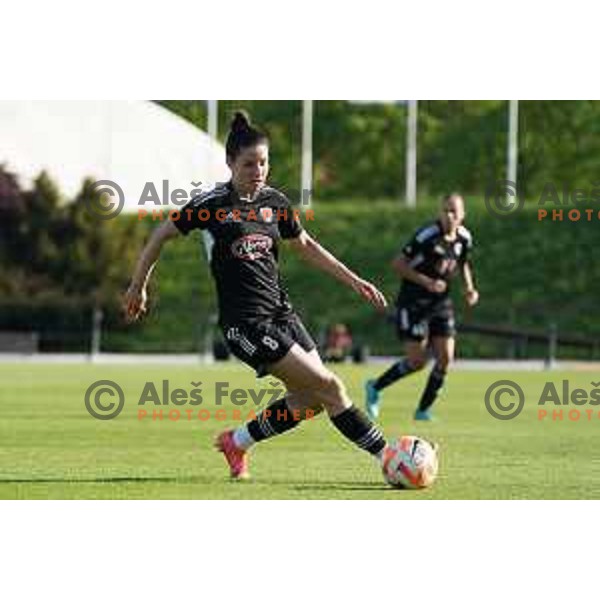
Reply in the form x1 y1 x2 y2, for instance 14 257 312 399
287 231 387 312
124 220 180 321
461 261 479 306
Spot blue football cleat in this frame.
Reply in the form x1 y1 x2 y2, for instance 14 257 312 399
365 380 381 420
414 409 433 421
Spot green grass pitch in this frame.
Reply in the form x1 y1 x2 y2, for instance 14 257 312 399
1 363 599 499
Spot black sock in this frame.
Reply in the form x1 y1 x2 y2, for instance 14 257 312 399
373 357 417 391
247 398 302 442
330 406 386 456
418 364 447 412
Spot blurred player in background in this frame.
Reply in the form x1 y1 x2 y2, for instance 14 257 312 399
365 193 479 421
324 323 353 363
125 111 394 480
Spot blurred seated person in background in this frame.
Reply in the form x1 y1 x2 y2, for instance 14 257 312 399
324 323 353 363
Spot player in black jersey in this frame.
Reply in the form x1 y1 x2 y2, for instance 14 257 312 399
365 193 479 421
124 111 397 480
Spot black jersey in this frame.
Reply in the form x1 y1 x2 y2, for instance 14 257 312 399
173 182 302 325
399 220 473 301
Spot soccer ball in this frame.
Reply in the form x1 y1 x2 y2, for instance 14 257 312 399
382 436 439 489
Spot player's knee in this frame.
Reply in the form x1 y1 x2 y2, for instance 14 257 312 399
408 354 427 371
323 372 346 397
437 354 452 371
314 372 348 409
435 350 454 373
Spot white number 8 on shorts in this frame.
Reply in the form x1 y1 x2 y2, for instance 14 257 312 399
262 335 279 351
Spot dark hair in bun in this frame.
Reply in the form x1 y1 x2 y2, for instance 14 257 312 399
226 110 269 160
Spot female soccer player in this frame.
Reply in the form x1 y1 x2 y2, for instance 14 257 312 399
124 111 391 479
365 193 479 421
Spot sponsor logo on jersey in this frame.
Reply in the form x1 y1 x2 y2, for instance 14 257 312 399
231 234 273 261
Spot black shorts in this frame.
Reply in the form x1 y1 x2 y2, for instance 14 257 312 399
395 296 456 342
221 313 317 377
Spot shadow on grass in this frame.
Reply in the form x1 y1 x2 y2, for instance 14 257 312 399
291 483 396 492
0 475 213 484
254 479 396 492
0 476 403 493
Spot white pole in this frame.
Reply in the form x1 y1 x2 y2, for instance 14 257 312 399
301 100 313 209
90 306 102 361
405 100 418 208
206 100 219 185
207 100 218 140
507 100 519 192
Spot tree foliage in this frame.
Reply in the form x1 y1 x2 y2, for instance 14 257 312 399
0 166 142 315
159 99 600 203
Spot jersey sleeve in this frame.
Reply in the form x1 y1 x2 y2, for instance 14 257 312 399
172 193 213 236
402 222 442 261
401 228 428 260
276 194 303 239
401 233 421 260
459 227 474 265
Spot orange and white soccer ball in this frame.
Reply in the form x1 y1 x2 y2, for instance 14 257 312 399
382 436 439 489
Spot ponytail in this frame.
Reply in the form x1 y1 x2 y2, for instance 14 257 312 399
226 110 268 160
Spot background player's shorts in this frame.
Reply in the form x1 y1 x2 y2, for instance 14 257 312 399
395 297 456 342
221 313 317 377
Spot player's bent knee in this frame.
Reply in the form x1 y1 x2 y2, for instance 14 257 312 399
312 373 349 411
437 357 451 372
408 355 427 371
436 352 453 371
305 370 345 394
327 373 347 397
